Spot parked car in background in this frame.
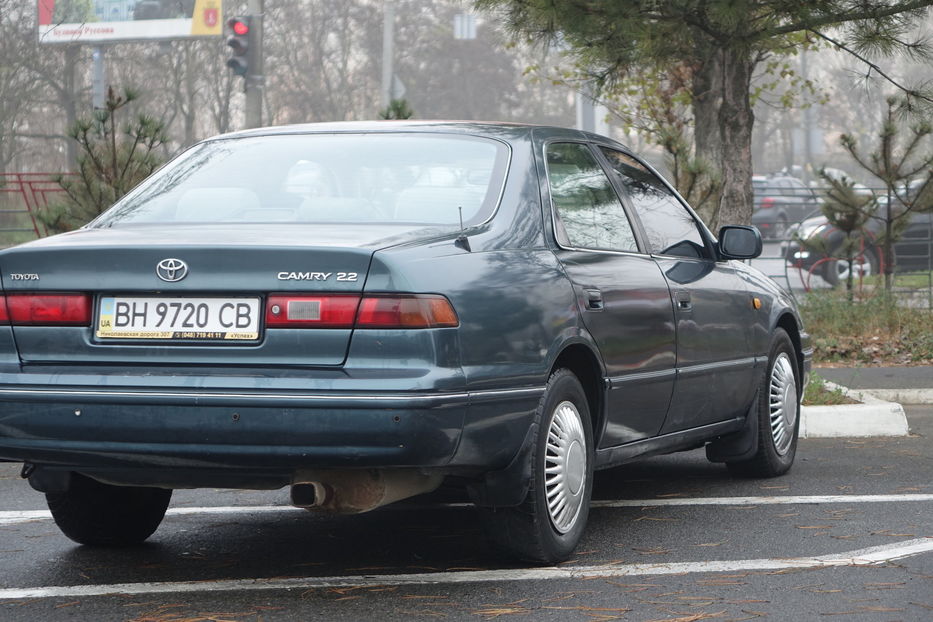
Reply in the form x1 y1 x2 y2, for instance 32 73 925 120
785 210 933 285
751 174 822 239
0 122 811 563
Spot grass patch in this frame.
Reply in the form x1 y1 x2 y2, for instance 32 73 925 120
858 271 933 290
893 270 933 290
803 373 858 406
799 289 933 365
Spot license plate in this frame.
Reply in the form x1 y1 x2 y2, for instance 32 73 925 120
96 296 261 341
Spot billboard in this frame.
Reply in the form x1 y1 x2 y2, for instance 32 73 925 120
38 0 223 44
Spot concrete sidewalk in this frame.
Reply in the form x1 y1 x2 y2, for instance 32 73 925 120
815 365 933 405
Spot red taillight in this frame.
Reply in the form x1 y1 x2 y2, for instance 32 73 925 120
356 295 459 328
265 295 360 328
264 294 459 329
5 294 91 326
760 197 776 208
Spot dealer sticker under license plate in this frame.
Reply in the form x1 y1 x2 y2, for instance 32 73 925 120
96 296 261 340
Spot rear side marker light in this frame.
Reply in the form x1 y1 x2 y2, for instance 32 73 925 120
265 294 459 329
3 294 92 326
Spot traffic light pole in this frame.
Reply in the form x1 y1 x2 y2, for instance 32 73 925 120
245 0 264 129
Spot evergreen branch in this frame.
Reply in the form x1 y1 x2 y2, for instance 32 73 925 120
841 134 879 177
75 125 110 186
758 0 933 40
894 125 928 172
808 29 933 104
901 155 933 178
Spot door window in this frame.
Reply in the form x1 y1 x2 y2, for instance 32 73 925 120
545 143 638 252
599 148 708 258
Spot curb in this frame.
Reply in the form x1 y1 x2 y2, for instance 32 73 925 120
851 388 933 405
800 381 910 438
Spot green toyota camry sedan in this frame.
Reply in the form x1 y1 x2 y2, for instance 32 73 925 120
0 122 810 562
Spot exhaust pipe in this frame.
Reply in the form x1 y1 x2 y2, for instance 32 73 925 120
289 482 333 508
290 469 442 514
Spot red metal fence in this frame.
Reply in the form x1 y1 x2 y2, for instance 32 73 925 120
0 173 72 241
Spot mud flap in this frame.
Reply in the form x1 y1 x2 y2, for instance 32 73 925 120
706 390 760 463
466 421 537 507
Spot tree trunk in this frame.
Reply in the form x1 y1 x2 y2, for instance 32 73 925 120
691 42 722 227
692 45 756 230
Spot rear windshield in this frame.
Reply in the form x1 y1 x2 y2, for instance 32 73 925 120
91 133 509 228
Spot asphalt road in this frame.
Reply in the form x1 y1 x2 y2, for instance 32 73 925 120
1 407 931 621
817 366 933 391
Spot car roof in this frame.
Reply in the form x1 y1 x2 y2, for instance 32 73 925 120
207 120 621 147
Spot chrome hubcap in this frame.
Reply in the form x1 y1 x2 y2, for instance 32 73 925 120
834 256 872 280
544 400 587 534
769 353 798 456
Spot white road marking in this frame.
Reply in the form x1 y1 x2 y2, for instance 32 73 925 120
0 505 300 526
2 493 932 526
591 493 933 508
0 538 930 601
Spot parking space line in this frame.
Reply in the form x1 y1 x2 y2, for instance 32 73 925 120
591 494 933 508
0 505 299 526
2 494 932 526
0 538 930 601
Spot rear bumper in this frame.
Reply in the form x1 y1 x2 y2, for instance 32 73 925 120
0 377 543 482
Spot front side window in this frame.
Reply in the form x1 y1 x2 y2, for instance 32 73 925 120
599 148 707 259
545 143 638 252
91 133 508 228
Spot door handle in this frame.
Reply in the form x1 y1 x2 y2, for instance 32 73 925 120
675 291 692 311
585 289 604 310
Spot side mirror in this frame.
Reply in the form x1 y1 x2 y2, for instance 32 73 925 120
718 225 762 259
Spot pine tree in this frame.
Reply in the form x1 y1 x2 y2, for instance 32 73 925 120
41 87 168 233
477 0 933 227
811 173 876 297
838 97 933 290
379 99 415 120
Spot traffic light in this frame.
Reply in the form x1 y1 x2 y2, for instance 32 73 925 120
226 16 251 77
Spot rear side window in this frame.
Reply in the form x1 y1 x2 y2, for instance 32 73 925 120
545 143 638 252
92 133 509 228
599 148 708 259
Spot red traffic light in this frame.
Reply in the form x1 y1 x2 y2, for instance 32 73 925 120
227 17 250 36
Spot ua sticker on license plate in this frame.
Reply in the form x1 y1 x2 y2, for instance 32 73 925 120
96 296 261 340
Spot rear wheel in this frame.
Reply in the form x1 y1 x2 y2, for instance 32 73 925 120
727 329 800 478
480 369 594 563
47 474 172 546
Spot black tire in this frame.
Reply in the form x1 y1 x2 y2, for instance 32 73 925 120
822 248 878 287
479 369 594 564
46 474 172 546
727 329 800 478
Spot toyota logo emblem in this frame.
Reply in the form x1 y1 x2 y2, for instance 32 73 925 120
156 258 189 282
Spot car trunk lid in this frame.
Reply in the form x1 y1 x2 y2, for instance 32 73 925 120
0 223 447 367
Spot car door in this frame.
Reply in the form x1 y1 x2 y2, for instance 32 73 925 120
543 141 676 446
597 147 758 432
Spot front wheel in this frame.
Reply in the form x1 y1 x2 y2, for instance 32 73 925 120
727 328 801 478
480 369 594 563
47 474 172 546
